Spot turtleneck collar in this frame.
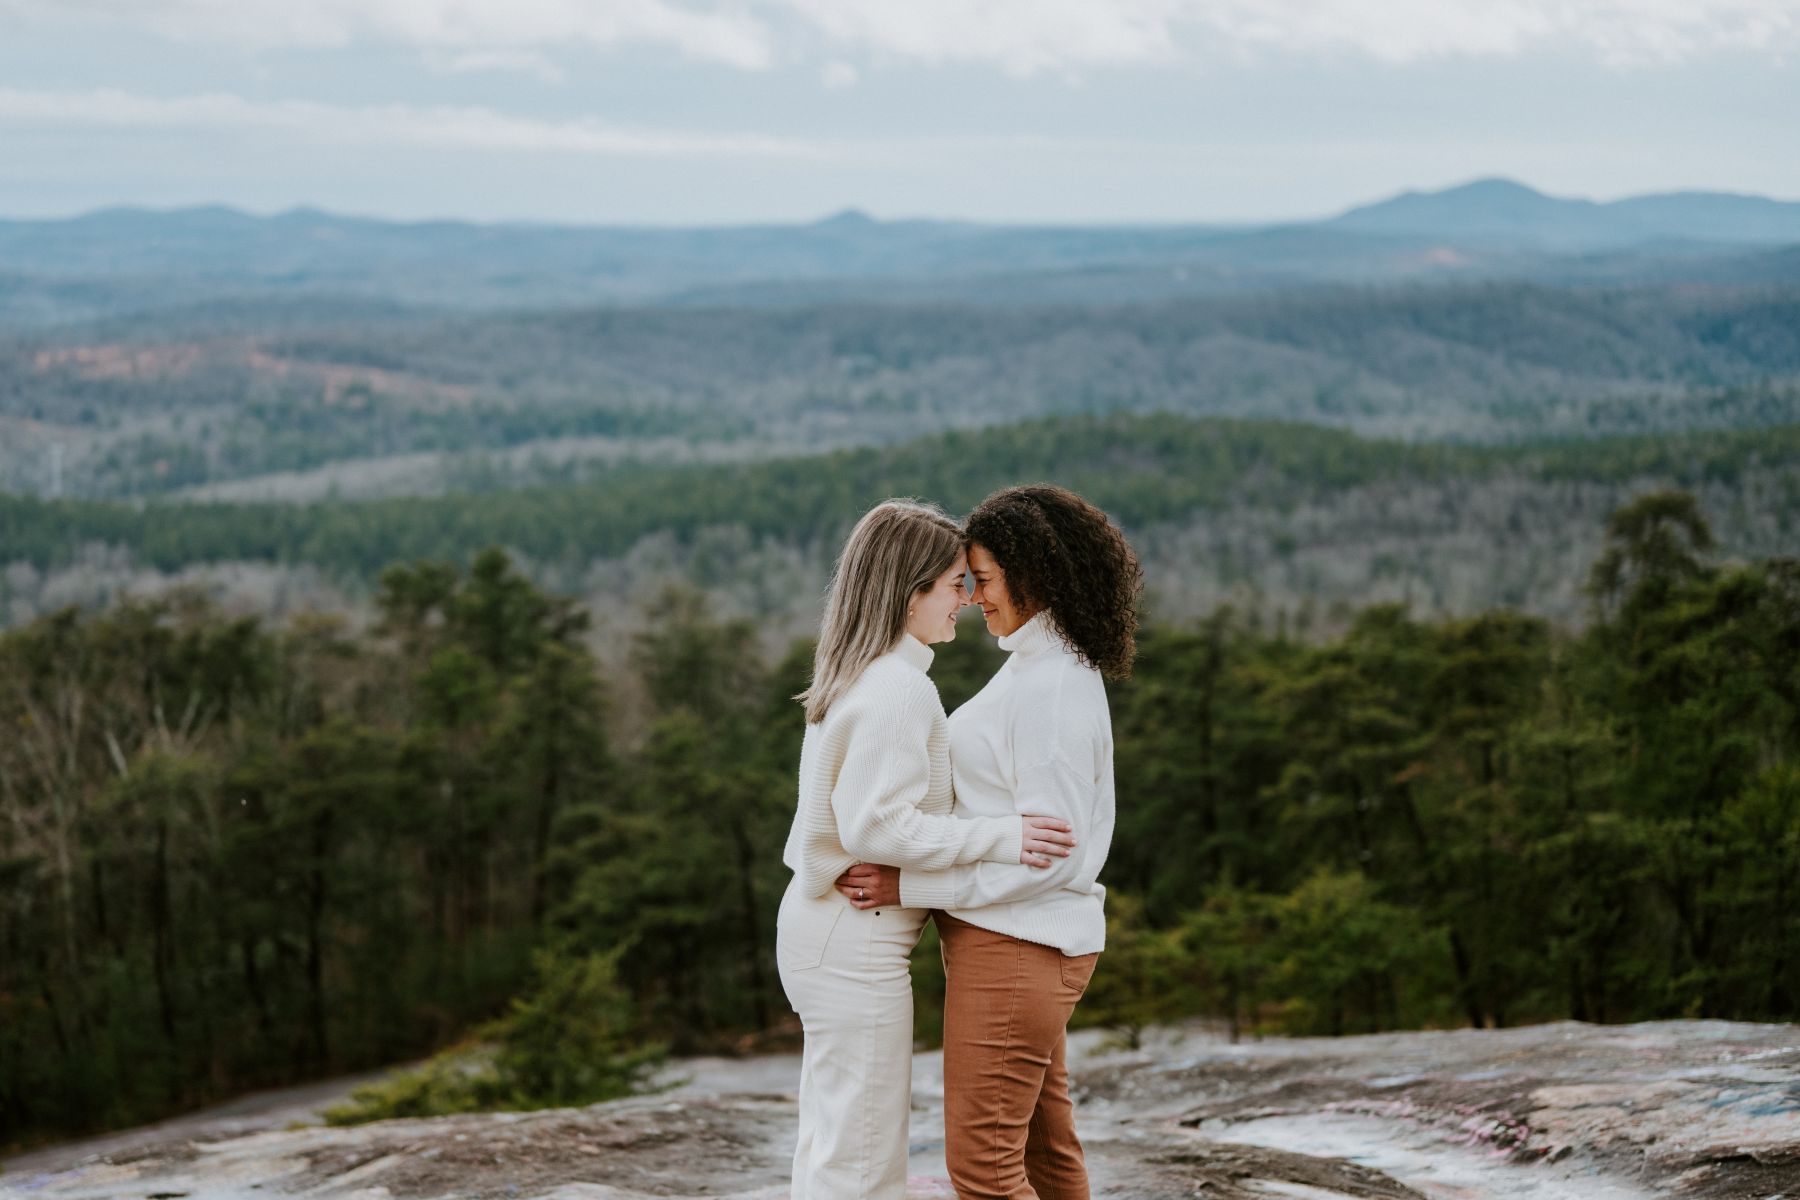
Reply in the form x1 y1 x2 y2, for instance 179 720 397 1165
997 610 1065 658
893 632 936 673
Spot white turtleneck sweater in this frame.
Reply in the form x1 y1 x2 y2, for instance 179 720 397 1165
897 612 1115 956
783 634 1025 902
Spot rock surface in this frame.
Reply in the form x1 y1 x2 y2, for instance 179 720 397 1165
5 1020 1799 1200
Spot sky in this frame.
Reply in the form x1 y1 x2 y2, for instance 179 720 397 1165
1 0 1797 225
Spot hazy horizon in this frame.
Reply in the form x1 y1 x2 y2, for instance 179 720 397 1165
6 175 1800 230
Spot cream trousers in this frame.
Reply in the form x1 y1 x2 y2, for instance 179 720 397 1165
777 879 928 1200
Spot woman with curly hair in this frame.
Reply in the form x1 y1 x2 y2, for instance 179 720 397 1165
837 483 1142 1200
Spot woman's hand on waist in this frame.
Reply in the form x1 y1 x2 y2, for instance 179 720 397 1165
1021 814 1075 868
836 862 900 909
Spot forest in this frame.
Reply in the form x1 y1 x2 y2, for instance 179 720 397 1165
5 412 1799 634
6 280 1800 500
4 487 1795 1145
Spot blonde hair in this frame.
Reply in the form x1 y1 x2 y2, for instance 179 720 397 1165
798 499 963 724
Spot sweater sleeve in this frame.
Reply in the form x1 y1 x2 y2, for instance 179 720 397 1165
830 681 1023 873
897 754 1099 909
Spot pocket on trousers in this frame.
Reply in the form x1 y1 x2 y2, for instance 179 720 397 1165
1059 950 1100 996
777 891 847 973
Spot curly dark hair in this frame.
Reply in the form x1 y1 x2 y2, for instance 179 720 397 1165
965 484 1143 679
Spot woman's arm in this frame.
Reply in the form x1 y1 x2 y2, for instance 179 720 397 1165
890 669 1110 910
892 754 1099 909
829 681 1024 871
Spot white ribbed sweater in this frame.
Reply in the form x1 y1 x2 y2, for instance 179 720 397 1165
897 612 1115 956
783 634 1024 902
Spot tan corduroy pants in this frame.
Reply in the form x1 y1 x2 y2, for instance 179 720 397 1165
936 912 1100 1200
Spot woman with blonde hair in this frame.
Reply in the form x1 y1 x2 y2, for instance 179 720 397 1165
779 497 1077 1200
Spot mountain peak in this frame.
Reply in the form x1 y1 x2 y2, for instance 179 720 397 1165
1342 177 1567 220
1432 177 1549 201
814 207 878 229
1329 177 1601 245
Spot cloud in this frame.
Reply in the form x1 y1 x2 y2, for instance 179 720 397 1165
8 0 1800 72
1177 0 1800 66
9 0 776 68
820 61 859 89
771 0 1800 71
423 48 568 83
0 88 825 158
774 0 1183 75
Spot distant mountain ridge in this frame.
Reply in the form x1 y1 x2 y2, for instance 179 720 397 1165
0 179 1796 323
17 177 1800 257
1330 177 1800 248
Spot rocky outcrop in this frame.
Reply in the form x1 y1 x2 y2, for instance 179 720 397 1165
6 1020 1797 1200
